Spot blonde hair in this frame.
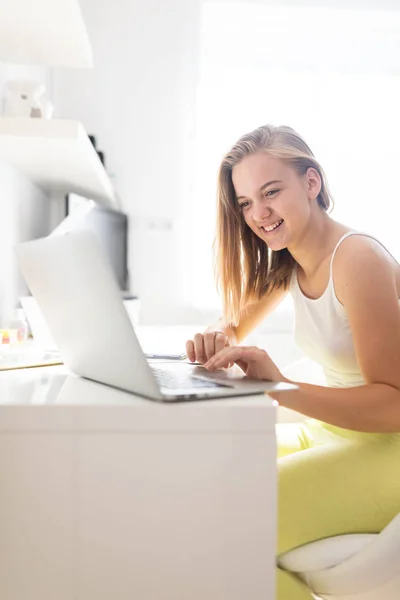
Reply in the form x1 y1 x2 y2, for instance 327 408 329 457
215 124 333 326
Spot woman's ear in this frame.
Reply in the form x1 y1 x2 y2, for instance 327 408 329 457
306 167 322 200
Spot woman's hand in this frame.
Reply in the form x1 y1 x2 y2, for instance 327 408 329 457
204 345 285 382
185 331 232 364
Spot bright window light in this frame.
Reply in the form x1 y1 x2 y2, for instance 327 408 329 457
183 2 400 310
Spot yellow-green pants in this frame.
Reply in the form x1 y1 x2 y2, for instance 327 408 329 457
277 419 400 599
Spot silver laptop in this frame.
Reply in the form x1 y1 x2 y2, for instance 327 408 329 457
15 231 295 401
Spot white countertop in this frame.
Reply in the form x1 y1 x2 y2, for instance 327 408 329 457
0 365 277 433
0 363 277 600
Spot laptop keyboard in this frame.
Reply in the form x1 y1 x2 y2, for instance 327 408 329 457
151 367 225 389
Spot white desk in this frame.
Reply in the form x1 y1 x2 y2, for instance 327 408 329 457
0 366 277 600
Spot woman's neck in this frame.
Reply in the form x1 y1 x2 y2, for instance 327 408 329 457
288 210 349 278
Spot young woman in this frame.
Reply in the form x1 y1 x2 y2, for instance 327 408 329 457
185 125 400 599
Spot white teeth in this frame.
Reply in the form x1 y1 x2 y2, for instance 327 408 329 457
263 219 283 232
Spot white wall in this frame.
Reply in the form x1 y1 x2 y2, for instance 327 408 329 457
53 0 202 324
52 0 400 327
0 161 50 325
0 64 53 326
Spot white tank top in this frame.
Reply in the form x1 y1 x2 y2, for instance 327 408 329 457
290 232 400 388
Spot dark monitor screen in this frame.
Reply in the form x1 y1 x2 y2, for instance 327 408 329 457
68 201 129 292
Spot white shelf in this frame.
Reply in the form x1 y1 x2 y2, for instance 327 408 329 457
0 118 115 206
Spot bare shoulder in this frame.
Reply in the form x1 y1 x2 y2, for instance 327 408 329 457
331 233 400 389
333 234 399 303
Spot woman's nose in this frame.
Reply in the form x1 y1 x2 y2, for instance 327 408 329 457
252 200 271 222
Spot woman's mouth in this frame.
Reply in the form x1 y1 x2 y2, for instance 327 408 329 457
261 218 284 235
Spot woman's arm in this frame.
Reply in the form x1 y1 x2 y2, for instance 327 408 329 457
206 286 289 344
269 381 400 433
273 237 400 432
187 287 288 362
205 237 400 432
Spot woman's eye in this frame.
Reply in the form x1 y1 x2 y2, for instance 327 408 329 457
239 201 250 210
265 189 279 197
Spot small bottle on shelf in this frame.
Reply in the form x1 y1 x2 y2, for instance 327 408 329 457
8 308 29 343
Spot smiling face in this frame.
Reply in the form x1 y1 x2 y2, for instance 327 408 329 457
232 152 321 251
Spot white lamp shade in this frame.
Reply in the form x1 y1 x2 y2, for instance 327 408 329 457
0 0 93 68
